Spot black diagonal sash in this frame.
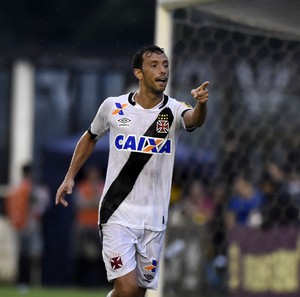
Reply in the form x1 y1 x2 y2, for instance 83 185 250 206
100 105 174 224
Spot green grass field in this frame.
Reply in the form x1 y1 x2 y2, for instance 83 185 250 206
0 286 109 297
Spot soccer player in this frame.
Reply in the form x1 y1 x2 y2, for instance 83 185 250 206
56 45 209 297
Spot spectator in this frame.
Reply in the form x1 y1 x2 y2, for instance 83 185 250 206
203 181 229 293
5 163 50 287
260 162 299 228
287 167 300 207
209 181 229 257
73 166 106 286
169 167 183 206
287 145 300 205
226 172 265 229
182 179 214 225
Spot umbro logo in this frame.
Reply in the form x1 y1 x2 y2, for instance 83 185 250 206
118 117 131 127
143 274 154 283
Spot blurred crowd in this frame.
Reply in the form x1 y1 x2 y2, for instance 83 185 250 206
3 163 50 290
168 161 300 294
1 163 107 289
1 160 299 292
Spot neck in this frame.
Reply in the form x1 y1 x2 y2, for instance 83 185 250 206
134 89 164 109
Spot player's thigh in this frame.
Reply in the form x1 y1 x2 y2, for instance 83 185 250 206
101 224 138 282
114 269 146 297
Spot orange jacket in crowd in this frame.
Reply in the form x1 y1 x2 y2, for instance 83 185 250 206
5 179 32 230
76 179 104 227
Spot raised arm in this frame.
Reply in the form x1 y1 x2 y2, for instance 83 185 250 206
55 131 97 207
183 81 209 128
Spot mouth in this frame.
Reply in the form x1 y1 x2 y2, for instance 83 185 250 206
156 77 168 84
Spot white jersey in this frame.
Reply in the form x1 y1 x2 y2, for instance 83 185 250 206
89 93 193 231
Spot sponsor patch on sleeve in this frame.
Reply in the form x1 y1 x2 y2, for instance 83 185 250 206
180 101 193 108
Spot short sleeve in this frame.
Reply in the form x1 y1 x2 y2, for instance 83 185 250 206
175 101 194 131
89 98 111 140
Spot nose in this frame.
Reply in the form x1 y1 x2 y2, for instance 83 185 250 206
159 64 167 74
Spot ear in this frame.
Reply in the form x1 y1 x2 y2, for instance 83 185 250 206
134 68 143 80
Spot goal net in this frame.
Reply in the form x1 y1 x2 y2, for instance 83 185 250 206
156 1 300 297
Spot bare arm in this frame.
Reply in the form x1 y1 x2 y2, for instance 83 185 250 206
183 81 209 128
55 131 97 207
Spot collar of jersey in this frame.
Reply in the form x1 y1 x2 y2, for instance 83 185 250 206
128 92 169 109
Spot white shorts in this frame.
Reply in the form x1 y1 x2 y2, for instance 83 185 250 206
101 224 165 290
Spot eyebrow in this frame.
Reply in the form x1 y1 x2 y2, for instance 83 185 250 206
147 59 169 63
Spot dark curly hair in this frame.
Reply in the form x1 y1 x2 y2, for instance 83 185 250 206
132 45 165 70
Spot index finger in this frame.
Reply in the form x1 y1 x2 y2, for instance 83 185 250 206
197 81 210 91
55 188 66 205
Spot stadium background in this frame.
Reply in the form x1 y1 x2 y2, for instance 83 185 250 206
1 0 300 297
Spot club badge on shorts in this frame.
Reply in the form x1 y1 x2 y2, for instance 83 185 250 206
110 255 123 270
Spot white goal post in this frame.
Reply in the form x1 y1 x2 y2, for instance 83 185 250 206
154 0 218 95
